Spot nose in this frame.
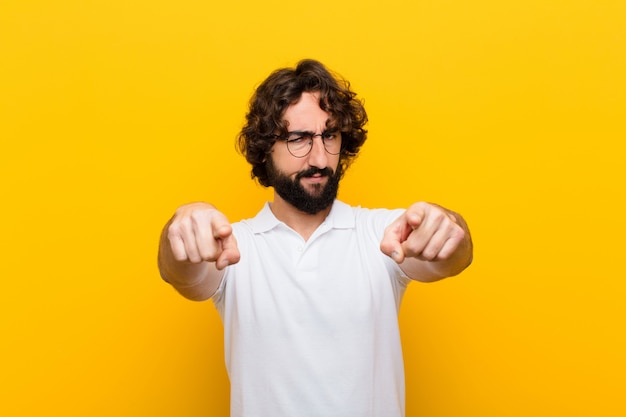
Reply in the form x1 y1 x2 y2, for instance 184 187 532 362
307 135 329 168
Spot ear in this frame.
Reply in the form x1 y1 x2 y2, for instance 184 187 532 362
262 149 272 163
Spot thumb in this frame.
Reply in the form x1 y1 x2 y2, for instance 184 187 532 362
215 233 240 270
380 217 409 263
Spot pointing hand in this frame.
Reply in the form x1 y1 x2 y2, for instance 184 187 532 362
167 203 240 270
380 202 466 264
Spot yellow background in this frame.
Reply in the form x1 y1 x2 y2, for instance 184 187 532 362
1 0 624 416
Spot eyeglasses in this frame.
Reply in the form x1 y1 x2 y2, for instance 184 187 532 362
275 131 342 158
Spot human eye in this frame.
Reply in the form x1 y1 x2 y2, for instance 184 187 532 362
322 131 339 141
287 133 308 144
286 133 313 154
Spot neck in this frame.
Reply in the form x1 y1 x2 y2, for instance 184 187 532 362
270 192 332 241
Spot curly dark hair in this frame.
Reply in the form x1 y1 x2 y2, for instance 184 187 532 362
237 59 368 187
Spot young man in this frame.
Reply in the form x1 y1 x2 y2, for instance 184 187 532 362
158 59 473 417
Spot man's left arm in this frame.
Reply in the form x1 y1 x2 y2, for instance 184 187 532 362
379 202 473 282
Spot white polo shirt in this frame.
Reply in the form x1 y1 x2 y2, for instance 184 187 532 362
213 200 411 417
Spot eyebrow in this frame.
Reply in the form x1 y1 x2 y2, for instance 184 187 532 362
287 129 337 135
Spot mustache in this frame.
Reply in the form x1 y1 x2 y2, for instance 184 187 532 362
296 167 334 180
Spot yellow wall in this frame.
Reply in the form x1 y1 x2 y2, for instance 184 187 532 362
1 0 624 416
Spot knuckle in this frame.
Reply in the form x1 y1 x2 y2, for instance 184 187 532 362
421 243 436 259
200 247 219 262
177 215 193 230
188 255 202 264
431 210 445 223
189 210 207 226
171 249 187 262
448 224 465 241
420 250 436 261
167 219 183 235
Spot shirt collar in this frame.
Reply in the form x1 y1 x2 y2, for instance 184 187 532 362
245 200 355 234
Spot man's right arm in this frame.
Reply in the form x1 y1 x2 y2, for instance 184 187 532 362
157 203 240 301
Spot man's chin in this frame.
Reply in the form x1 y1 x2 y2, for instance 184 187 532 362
268 163 340 214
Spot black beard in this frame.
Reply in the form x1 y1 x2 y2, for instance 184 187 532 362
266 158 341 215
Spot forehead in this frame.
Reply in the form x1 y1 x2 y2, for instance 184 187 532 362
283 91 330 130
